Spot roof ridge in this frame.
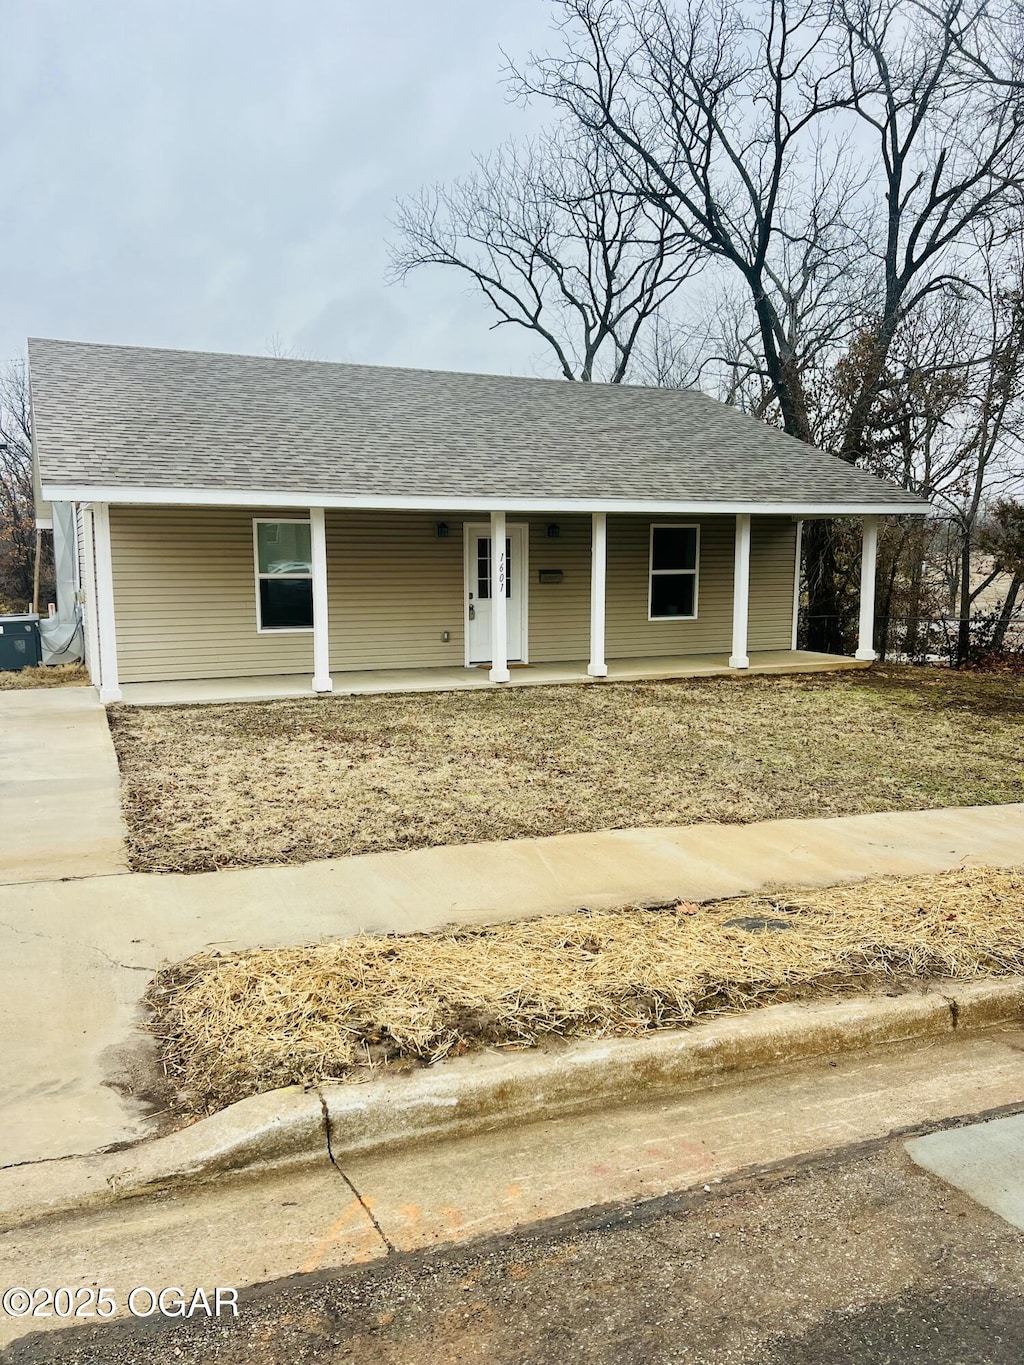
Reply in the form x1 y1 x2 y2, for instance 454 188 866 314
27 335 696 396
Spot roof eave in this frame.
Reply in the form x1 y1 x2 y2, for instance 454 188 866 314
39 483 929 516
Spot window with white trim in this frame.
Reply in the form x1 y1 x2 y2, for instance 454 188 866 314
254 519 314 631
649 524 699 619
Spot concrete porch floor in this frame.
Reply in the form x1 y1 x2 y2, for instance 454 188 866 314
117 649 868 706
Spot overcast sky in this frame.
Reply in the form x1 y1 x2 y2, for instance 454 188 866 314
2 0 559 375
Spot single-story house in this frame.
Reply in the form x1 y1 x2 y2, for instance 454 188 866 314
28 338 928 704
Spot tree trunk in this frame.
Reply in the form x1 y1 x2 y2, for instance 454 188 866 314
877 552 901 661
904 546 924 661
957 536 972 666
803 520 845 653
991 573 1023 653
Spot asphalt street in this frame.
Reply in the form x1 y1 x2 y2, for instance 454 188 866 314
6 1129 1024 1365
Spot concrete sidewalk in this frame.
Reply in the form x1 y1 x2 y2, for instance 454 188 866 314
0 687 127 885
0 802 1022 1169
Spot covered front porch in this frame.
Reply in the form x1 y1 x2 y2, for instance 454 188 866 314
116 649 867 706
90 503 885 704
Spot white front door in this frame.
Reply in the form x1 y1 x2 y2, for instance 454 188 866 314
465 523 527 664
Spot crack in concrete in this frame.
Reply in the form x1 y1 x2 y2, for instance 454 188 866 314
315 1088 394 1255
0 1150 90 1172
935 990 962 1030
0 917 156 973
0 869 130 890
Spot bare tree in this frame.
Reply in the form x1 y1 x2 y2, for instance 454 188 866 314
508 0 1024 647
0 360 48 613
819 227 1024 659
835 0 1024 463
389 0 1024 655
513 0 1023 426
510 0 871 431
389 128 703 381
263 334 318 361
934 236 1024 660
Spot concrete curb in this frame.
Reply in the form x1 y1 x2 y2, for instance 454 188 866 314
0 1088 327 1231
2 978 1021 1230
322 978 1023 1158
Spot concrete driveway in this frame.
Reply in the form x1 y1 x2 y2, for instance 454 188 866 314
0 687 128 884
1 795 1023 1169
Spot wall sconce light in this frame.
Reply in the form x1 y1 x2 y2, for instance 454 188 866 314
436 522 450 538
546 523 561 538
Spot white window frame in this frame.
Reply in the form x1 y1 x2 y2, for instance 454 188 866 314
648 522 700 622
253 517 314 634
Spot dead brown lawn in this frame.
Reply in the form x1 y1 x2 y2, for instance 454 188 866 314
147 865 1024 1115
108 666 1024 874
0 662 90 691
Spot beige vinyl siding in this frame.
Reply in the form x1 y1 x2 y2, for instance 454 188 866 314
74 502 86 588
326 512 467 670
75 502 100 683
110 506 314 682
529 514 794 661
605 515 732 656
748 516 799 650
326 513 593 669
108 506 798 683
527 516 591 662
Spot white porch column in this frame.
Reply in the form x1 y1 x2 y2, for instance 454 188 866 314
310 506 333 693
791 519 803 651
855 514 879 661
587 511 608 677
489 510 510 683
92 501 122 703
729 513 751 670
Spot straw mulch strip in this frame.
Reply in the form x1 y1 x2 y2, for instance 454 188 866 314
146 866 1024 1116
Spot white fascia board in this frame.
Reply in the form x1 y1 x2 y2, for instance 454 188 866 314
39 483 929 517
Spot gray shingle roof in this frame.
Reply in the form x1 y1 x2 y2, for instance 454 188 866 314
28 338 926 509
